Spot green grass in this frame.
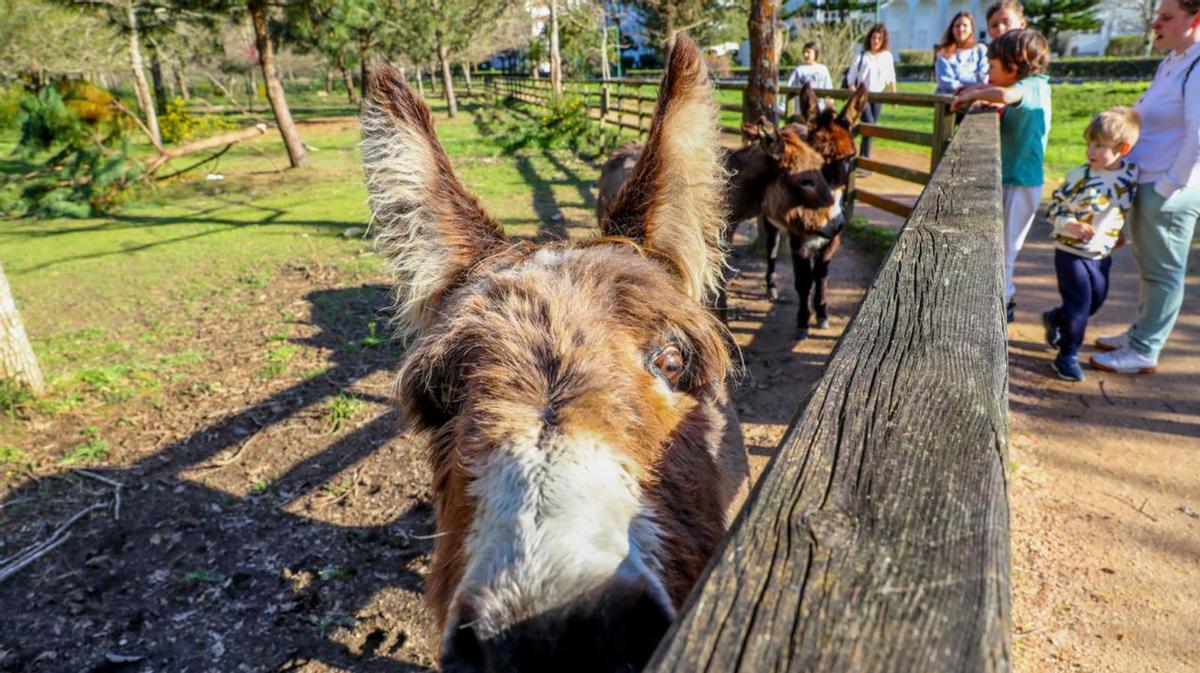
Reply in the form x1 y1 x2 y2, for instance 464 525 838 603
326 393 365 433
1 95 601 434
58 427 110 466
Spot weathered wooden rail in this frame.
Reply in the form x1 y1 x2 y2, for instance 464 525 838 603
482 74 955 220
648 111 1010 672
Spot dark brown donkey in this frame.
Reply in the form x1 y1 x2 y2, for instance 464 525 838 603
761 84 867 338
596 98 840 324
361 35 748 672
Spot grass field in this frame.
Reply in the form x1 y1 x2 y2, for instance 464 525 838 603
0 95 601 444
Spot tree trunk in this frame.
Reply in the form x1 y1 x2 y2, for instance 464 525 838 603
745 0 781 134
125 5 161 148
0 262 44 396
173 60 190 101
324 69 333 93
338 50 357 104
359 41 371 101
438 44 458 117
416 63 425 98
600 8 611 81
549 0 563 97
462 62 473 96
247 0 309 168
149 44 167 113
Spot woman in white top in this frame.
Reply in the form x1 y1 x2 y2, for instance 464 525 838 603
847 23 897 159
786 42 834 111
1091 0 1200 374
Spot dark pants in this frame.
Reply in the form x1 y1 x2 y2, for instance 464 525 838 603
859 102 883 158
1051 250 1113 359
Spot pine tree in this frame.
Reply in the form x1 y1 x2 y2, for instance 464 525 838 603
1023 0 1102 45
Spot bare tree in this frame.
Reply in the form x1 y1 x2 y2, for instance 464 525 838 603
745 0 780 129
0 263 45 396
549 0 563 96
246 0 308 168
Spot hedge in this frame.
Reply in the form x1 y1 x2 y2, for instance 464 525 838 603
626 56 1162 82
896 56 1161 81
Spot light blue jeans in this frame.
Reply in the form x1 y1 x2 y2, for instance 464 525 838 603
1127 183 1200 357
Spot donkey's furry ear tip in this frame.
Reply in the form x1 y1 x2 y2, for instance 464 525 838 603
365 65 428 125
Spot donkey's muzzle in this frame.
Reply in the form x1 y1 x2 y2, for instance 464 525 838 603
442 577 673 672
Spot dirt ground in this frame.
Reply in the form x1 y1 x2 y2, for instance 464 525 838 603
1 144 1196 672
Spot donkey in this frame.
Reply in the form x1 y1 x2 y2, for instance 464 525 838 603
760 84 868 338
360 35 748 672
596 103 838 323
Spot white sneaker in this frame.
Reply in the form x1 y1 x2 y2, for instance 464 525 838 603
1089 346 1157 374
1093 330 1128 352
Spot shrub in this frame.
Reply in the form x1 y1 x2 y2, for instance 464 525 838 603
485 95 621 157
158 96 233 144
898 49 935 65
0 84 23 132
4 83 144 218
897 56 1162 81
1105 35 1148 57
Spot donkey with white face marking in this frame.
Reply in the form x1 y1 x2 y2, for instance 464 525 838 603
360 35 748 673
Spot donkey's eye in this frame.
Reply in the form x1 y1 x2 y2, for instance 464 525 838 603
651 346 685 385
801 178 815 188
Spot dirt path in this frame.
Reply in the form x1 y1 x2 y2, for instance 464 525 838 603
854 145 1200 672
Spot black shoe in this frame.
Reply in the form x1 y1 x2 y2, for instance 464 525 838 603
1006 299 1016 324
1051 355 1084 382
1041 310 1061 349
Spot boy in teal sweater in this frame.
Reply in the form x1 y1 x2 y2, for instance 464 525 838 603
953 28 1052 323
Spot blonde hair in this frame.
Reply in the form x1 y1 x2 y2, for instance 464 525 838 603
1084 107 1140 149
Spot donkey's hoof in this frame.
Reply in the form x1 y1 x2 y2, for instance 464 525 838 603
795 327 810 340
767 285 779 302
814 317 831 330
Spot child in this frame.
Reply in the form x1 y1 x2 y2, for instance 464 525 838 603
952 28 1051 323
985 0 1027 40
1042 108 1140 381
786 42 833 111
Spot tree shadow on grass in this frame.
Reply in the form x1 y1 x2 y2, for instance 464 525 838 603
0 284 439 672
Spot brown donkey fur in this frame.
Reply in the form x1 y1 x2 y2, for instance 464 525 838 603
596 103 837 321
758 84 867 338
361 35 747 672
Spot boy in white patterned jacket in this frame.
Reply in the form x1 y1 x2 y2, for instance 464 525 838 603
1042 107 1140 381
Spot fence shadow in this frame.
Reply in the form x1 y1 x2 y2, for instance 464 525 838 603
0 284 438 672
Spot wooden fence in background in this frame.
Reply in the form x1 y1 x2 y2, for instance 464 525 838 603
483 74 956 220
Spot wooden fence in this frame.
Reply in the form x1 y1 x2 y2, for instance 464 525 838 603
482 74 956 220
647 111 1010 671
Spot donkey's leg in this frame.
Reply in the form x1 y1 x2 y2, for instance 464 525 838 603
763 217 782 302
714 220 741 323
812 232 842 329
789 233 814 339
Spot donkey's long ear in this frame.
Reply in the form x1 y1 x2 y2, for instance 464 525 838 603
797 83 820 127
840 85 870 130
361 65 508 336
603 34 726 303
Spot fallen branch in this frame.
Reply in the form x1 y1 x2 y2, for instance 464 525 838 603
144 123 269 174
74 469 124 521
1104 493 1159 522
111 99 164 154
0 502 106 584
154 144 232 181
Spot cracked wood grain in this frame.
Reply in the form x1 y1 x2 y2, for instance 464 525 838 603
648 113 1010 673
